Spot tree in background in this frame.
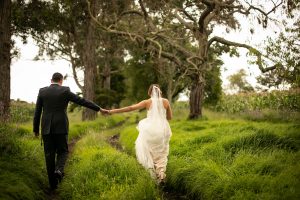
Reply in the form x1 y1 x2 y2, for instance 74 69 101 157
228 69 254 93
0 0 11 122
258 16 300 89
12 0 130 120
88 0 287 119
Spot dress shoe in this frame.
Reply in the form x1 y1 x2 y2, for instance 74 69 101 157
54 170 63 183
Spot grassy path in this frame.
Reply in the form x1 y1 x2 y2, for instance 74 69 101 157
107 133 189 200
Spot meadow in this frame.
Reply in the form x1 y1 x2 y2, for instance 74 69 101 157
0 100 299 200
119 111 300 199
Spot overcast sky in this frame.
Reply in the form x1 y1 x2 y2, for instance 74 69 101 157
11 8 283 103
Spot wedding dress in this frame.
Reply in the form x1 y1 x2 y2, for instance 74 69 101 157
135 86 172 182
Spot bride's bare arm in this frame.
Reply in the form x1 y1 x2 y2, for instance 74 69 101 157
109 100 147 114
164 99 172 120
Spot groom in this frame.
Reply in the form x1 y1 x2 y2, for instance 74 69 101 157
33 72 106 190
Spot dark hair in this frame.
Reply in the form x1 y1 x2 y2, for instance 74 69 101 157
52 72 63 82
148 84 161 96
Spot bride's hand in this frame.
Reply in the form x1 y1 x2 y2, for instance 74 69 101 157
100 108 110 115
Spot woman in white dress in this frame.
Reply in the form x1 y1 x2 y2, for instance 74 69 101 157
107 84 172 183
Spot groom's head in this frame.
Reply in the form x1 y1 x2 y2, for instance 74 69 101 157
51 72 63 85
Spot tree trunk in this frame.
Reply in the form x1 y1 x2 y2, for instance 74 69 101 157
82 0 98 121
189 78 204 119
0 0 11 123
188 31 207 119
166 78 173 102
102 61 111 89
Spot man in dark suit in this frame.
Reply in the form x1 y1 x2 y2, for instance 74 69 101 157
33 72 106 190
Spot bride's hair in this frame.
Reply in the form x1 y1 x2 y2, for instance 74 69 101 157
148 84 161 96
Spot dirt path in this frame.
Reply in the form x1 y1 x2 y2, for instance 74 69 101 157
108 133 189 200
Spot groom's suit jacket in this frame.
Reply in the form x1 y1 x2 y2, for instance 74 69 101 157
33 84 100 135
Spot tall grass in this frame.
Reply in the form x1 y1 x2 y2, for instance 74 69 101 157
119 114 300 199
210 89 300 122
0 124 46 200
59 131 160 200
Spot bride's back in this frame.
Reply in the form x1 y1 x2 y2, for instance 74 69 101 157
144 98 169 110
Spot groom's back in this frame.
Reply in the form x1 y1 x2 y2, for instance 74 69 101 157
40 85 69 113
38 84 71 134
34 83 100 135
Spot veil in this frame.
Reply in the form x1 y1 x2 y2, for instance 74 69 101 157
148 86 165 120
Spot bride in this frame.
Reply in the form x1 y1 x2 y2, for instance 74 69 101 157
106 84 172 183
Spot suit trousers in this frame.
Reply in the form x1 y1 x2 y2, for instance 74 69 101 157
42 134 68 188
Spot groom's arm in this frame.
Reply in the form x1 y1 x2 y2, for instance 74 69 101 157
66 87 101 112
33 90 43 136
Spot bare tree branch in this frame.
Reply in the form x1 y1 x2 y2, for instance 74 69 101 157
245 0 283 17
69 55 84 91
173 9 195 30
180 7 197 23
208 36 281 72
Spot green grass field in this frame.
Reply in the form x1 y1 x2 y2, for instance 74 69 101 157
119 112 300 199
1 102 299 199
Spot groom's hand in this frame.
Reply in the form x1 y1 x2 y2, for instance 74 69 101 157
99 108 109 115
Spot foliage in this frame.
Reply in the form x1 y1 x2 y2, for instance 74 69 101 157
95 73 126 108
124 53 159 102
12 0 129 116
119 112 300 200
203 56 223 105
228 69 254 93
258 15 300 88
213 89 300 115
9 100 35 123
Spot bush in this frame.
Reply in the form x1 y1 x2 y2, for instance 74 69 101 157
10 100 35 123
214 89 300 113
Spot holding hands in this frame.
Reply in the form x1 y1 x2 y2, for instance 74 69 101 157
99 108 111 115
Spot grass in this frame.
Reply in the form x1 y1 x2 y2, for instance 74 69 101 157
118 111 300 200
2 100 300 200
0 124 46 200
0 111 126 200
59 130 160 200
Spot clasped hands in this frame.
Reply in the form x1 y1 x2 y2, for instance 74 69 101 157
99 108 111 115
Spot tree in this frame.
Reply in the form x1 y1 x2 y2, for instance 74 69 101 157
0 0 11 122
12 0 130 120
228 69 254 93
257 16 300 88
88 0 286 119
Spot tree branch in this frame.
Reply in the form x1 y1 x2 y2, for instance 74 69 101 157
208 36 280 72
181 7 197 23
173 9 195 30
198 2 215 32
245 1 283 17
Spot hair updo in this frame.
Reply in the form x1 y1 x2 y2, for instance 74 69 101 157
148 84 161 96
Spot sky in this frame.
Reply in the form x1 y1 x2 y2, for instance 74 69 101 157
10 5 283 103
